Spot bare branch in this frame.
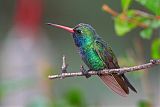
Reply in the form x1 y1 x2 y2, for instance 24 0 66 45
48 58 160 79
61 55 68 73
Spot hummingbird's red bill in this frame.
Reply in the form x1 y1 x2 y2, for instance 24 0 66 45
46 23 74 33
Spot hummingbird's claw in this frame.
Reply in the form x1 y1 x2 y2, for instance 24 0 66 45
96 71 102 76
80 65 91 78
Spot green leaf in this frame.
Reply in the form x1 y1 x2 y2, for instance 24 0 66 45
151 39 160 59
136 0 160 15
140 28 152 39
114 10 150 36
65 89 86 107
114 16 136 36
150 19 160 28
121 0 132 11
138 100 151 107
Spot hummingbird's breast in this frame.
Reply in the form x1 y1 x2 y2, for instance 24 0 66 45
79 45 105 71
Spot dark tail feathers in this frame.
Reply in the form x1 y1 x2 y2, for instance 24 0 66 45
122 74 137 93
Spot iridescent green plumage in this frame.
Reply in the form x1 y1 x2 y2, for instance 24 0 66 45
73 23 137 96
48 23 137 96
73 23 118 70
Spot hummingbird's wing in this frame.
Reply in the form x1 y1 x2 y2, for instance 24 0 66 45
94 38 129 96
95 37 119 68
94 38 137 93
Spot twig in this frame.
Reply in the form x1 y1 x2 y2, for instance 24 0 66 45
61 55 68 73
102 4 148 28
48 57 160 79
102 4 118 16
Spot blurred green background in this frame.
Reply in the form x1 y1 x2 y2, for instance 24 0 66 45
0 0 160 107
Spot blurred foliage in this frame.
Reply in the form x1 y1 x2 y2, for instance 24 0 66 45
52 89 86 107
121 0 132 11
151 39 160 59
136 0 160 15
140 28 152 39
103 0 160 107
64 89 86 107
0 87 3 101
0 86 6 102
138 100 152 107
114 10 147 36
103 0 160 58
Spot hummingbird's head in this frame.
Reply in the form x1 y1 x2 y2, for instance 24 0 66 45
72 23 96 47
47 23 96 47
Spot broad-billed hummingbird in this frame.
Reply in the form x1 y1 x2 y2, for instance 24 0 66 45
47 23 137 96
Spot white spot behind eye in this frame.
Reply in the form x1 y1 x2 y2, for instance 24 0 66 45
77 30 82 34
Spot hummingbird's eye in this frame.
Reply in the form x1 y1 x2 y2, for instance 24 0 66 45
76 30 82 34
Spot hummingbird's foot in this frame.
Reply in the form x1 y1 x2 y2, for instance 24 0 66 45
97 71 102 76
80 66 91 78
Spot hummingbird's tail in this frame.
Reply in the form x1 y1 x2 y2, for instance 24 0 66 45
121 74 137 93
99 74 137 97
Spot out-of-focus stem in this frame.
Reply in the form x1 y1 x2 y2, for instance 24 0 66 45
102 4 118 17
102 4 148 28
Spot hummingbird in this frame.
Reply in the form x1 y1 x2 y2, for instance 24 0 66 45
47 23 137 96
